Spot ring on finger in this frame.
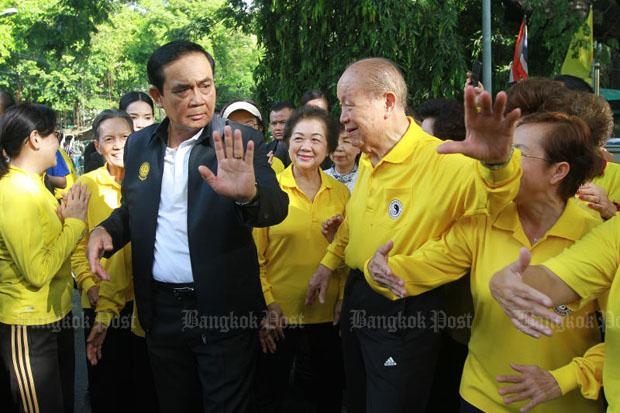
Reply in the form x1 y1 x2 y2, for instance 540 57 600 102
234 155 243 160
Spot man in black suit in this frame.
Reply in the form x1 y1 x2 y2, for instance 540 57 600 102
86 40 288 412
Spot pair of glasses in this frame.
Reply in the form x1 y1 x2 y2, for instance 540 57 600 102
521 153 549 162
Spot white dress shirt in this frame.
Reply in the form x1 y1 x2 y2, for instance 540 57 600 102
152 129 203 283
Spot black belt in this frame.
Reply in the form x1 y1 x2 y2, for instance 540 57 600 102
154 280 195 294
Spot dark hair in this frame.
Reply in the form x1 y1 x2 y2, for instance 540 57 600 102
270 101 295 113
553 74 594 93
417 98 465 141
505 77 576 116
119 91 154 114
283 106 339 154
0 90 15 116
92 109 134 142
0 103 57 178
147 41 215 93
405 105 421 122
220 98 265 132
518 112 602 201
299 90 330 112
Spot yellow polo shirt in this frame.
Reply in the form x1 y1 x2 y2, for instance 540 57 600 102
594 161 620 204
271 157 285 175
366 199 605 412
544 214 620 412
71 165 134 327
321 119 522 276
253 166 350 324
0 166 85 325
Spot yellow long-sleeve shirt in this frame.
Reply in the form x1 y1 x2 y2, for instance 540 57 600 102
544 214 620 412
321 119 522 277
0 166 85 325
253 166 350 324
71 165 134 327
366 199 605 412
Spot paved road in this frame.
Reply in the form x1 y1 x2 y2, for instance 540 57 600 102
72 289 91 413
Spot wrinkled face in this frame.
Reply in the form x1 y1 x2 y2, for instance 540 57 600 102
228 110 260 130
331 131 361 171
125 101 154 131
337 69 385 154
288 118 328 172
95 117 132 170
513 122 554 203
269 108 293 141
305 97 329 111
151 52 216 134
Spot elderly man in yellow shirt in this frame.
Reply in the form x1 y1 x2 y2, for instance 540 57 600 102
304 57 522 412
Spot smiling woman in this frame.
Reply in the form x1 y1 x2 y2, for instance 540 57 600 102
253 105 348 412
0 103 90 413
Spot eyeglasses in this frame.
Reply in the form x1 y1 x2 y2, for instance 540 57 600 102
521 153 550 162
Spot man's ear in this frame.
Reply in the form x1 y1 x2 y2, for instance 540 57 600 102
150 86 164 109
384 92 397 119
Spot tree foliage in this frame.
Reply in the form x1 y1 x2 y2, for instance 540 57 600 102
224 0 619 113
0 0 260 127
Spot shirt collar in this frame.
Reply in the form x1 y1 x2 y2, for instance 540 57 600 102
279 165 334 191
151 117 210 146
493 198 596 245
363 117 426 167
93 164 121 189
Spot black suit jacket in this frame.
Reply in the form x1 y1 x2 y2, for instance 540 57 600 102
101 116 289 336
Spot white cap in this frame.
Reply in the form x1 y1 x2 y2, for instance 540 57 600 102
221 101 262 121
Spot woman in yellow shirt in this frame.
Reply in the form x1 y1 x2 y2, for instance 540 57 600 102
0 103 89 413
254 106 350 412
70 109 143 413
367 112 606 412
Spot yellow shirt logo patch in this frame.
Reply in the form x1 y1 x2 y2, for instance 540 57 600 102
389 200 403 219
139 162 150 181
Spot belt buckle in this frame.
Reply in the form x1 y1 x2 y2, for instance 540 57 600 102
172 286 195 299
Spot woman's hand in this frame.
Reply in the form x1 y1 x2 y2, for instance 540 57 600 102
86 322 108 366
87 285 99 307
59 183 91 222
577 183 618 220
321 214 344 243
497 363 562 412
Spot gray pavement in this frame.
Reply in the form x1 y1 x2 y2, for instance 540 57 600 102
72 289 91 413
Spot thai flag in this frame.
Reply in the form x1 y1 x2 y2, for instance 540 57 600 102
509 18 528 83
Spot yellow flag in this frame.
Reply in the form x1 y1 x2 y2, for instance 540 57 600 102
560 7 593 83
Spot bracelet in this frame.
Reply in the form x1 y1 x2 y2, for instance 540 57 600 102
480 146 514 170
235 182 259 207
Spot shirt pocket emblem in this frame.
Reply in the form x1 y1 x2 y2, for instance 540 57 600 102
139 162 150 181
553 305 572 316
389 199 403 219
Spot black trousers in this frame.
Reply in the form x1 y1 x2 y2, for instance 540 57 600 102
340 270 443 413
0 312 75 413
147 283 258 413
254 322 343 413
83 302 133 413
131 333 158 412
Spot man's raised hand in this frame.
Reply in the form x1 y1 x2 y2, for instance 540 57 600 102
437 86 520 164
198 125 257 203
